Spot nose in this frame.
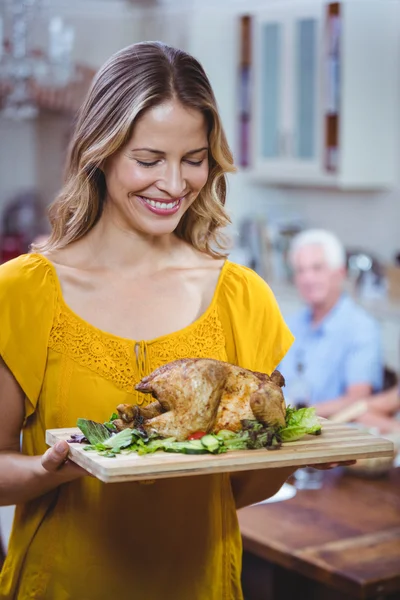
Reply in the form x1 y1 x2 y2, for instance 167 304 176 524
157 162 187 198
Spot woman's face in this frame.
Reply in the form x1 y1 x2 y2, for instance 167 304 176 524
103 99 210 237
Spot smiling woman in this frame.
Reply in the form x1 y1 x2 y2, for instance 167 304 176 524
0 42 295 600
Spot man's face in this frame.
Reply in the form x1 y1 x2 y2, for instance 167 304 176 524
292 244 345 308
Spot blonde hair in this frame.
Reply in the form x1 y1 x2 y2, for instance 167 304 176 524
34 42 236 257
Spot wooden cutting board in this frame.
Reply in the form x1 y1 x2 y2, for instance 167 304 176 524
46 421 395 484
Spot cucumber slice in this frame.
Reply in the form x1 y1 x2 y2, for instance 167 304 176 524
185 446 209 455
185 440 208 453
201 434 221 454
164 441 208 455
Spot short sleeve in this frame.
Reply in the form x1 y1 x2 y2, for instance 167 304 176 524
344 316 383 391
218 263 294 374
0 254 56 418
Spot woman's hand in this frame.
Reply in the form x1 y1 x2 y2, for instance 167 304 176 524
232 466 295 510
41 441 90 481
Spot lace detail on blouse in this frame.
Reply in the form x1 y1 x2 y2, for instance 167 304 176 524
48 302 227 401
146 310 226 364
49 305 136 392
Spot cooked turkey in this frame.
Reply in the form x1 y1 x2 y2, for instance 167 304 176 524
116 358 286 441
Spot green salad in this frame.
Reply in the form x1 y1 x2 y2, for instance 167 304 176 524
68 406 322 458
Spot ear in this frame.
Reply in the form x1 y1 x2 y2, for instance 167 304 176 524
335 267 347 286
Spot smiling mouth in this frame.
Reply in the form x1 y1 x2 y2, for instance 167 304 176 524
137 195 184 215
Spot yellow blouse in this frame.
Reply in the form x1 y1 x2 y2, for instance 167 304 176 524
0 253 293 600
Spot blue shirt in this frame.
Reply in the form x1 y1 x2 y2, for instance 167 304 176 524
279 295 383 404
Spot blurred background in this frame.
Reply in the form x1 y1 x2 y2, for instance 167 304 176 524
0 0 399 370
0 1 400 596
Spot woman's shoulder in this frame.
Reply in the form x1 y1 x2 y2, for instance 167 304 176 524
0 254 58 411
0 253 56 296
217 261 282 326
218 261 294 372
222 261 274 300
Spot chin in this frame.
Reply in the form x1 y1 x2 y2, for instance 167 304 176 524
310 295 330 307
301 291 326 306
136 216 183 237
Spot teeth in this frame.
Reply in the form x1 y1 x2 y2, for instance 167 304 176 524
142 197 179 210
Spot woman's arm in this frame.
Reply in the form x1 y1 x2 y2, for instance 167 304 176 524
231 467 295 510
0 357 86 507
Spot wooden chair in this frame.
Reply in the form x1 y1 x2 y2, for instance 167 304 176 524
382 365 398 391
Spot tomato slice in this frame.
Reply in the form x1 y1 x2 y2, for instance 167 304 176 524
188 431 207 440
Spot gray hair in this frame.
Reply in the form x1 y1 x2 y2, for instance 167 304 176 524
289 229 346 270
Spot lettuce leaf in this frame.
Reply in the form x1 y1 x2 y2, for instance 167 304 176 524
279 426 309 442
285 406 321 432
103 428 134 451
134 438 176 455
76 419 112 445
279 406 322 442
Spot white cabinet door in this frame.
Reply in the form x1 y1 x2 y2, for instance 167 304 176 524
253 10 288 170
288 5 323 178
258 20 282 160
253 4 324 182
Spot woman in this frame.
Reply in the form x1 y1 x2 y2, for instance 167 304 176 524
0 42 342 599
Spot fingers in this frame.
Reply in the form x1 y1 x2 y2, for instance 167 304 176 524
41 441 70 472
41 442 90 481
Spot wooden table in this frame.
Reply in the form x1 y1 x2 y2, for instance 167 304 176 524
238 468 400 600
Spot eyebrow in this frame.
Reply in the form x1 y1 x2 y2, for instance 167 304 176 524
130 146 209 155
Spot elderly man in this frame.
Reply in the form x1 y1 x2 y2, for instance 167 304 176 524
279 229 383 418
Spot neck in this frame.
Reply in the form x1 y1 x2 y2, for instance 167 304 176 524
311 293 342 325
67 208 184 274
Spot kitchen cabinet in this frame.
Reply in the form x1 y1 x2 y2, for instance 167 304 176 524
250 1 400 189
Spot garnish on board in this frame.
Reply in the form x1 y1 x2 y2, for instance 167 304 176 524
68 405 322 458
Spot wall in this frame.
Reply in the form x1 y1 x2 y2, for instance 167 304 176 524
0 118 38 229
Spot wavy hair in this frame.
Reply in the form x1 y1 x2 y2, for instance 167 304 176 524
34 42 236 257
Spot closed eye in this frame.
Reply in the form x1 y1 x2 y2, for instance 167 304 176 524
136 159 159 168
135 158 205 168
185 159 204 166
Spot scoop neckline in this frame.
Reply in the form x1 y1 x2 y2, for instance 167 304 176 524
32 252 231 346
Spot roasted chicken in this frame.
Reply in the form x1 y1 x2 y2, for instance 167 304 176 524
115 358 286 441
